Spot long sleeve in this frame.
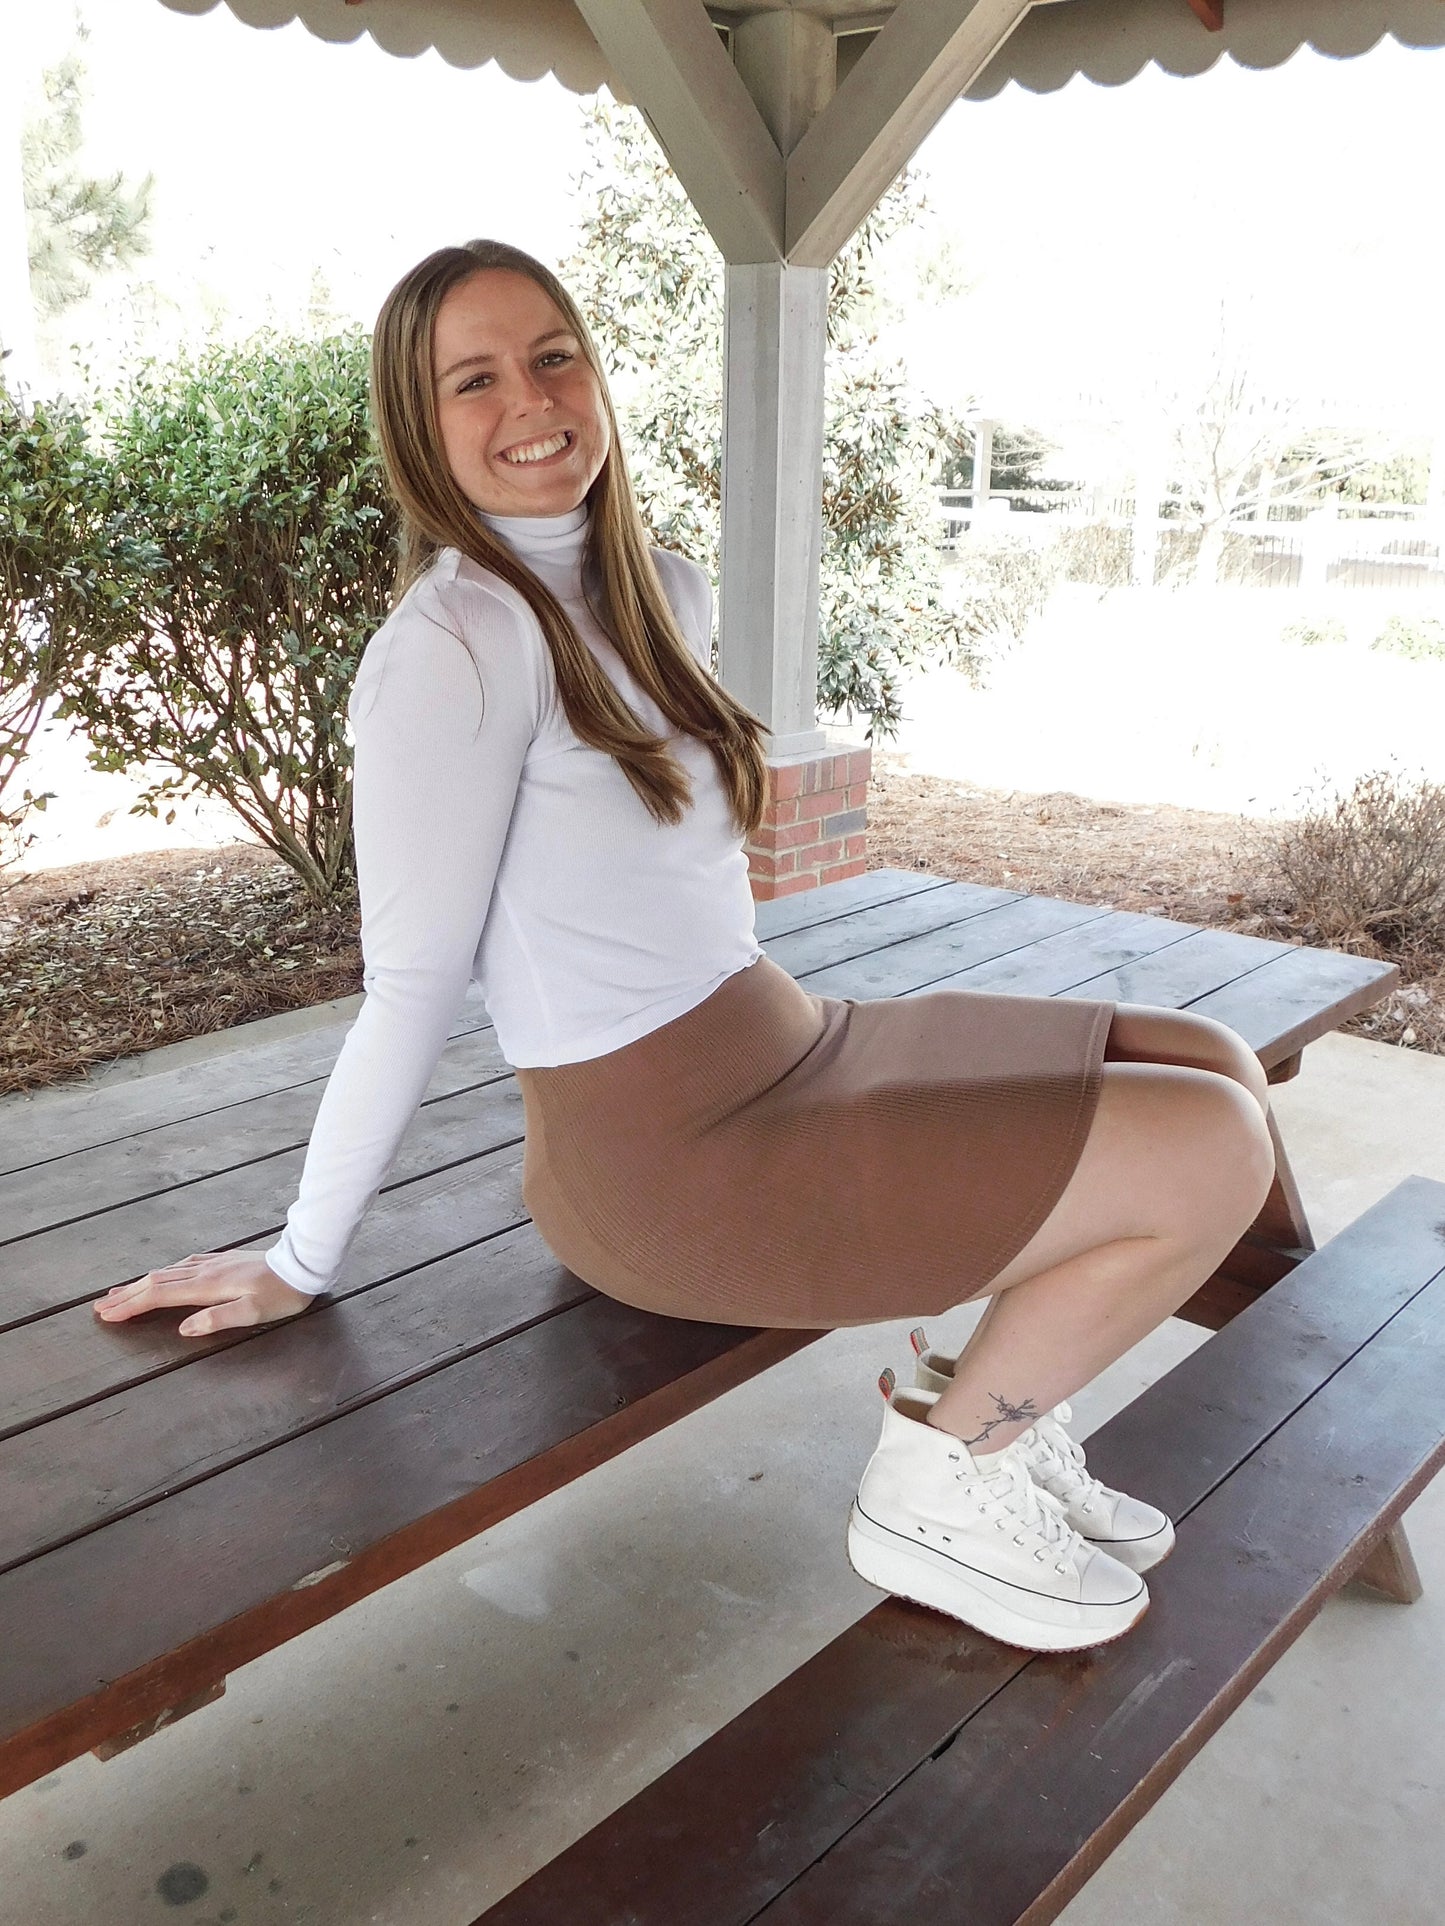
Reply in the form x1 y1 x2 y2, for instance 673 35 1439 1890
264 573 544 1294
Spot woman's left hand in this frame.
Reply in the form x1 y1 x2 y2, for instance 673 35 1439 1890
93 1249 315 1337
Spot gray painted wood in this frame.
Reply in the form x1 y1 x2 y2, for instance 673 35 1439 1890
799 893 1111 999
1 1028 512 1245
0 991 493 1176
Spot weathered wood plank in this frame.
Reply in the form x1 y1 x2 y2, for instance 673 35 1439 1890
1185 943 1399 1066
1 1028 513 1244
751 866 950 941
799 894 1112 1000
0 1234 592 1573
0 1141 530 1436
474 1178 1445 1926
913 908 1201 999
0 1289 817 1798
1061 925 1295 1009
764 880 1019 979
0 990 493 1174
0 1078 526 1328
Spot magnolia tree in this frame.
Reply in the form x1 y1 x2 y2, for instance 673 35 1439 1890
55 332 395 902
564 102 984 736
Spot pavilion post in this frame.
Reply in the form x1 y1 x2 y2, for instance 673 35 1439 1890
718 262 828 757
576 0 1035 896
721 261 870 899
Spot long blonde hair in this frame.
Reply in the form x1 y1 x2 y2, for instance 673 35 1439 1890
369 239 768 836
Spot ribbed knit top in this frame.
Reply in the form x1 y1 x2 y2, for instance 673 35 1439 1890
263 505 760 1296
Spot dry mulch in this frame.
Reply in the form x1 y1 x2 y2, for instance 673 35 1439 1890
4 766 1442 1098
868 757 1445 1056
0 844 362 1097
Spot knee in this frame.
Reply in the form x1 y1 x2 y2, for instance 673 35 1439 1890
1174 1068 1276 1228
1193 1015 1270 1113
1105 1061 1274 1237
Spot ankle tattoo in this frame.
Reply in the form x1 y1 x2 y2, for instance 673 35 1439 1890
962 1392 1039 1450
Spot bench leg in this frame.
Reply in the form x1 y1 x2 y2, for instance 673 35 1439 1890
1352 1522 1425 1604
90 1680 227 1761
1180 1112 1316 1329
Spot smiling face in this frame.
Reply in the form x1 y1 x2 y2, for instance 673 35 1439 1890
431 268 610 519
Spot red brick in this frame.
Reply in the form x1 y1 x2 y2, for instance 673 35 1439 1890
749 849 796 878
848 749 874 782
761 796 799 828
802 837 844 867
769 762 806 801
844 834 867 857
772 819 821 850
773 872 820 897
844 783 869 810
796 790 834 822
820 858 867 885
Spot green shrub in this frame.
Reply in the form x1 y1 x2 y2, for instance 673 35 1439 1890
56 332 396 902
1371 613 1445 662
565 100 983 738
0 387 140 875
948 531 1064 643
1055 521 1132 589
1282 615 1348 648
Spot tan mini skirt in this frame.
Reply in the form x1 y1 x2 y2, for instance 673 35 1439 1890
516 956 1114 1330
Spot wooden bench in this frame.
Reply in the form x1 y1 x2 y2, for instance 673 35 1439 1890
475 1177 1445 1926
0 869 1403 1842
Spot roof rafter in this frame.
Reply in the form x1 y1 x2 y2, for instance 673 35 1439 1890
784 0 1035 266
570 0 785 261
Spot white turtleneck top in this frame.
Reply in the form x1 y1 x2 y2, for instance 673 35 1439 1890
263 505 761 1296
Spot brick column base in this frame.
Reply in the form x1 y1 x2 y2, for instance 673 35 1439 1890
746 741 872 901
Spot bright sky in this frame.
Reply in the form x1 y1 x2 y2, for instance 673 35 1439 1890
14 2 1445 429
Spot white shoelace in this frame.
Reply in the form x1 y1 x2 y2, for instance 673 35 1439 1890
949 1447 1084 1574
1022 1417 1109 1517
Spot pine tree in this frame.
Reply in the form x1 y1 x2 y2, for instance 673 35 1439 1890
22 37 154 321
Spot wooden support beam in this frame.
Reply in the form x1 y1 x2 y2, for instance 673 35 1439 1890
1353 1520 1425 1604
785 0 1035 266
1186 0 1225 27
569 0 784 263
719 262 830 749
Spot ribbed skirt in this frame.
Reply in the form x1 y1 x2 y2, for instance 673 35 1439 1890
515 956 1114 1329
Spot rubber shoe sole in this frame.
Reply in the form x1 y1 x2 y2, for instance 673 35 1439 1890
1098 1514 1176 1574
846 1501 1149 1653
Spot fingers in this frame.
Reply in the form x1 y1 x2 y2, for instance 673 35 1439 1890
91 1252 311 1338
178 1298 262 1338
94 1274 238 1321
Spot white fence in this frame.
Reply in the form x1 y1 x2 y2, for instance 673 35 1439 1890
935 490 1445 592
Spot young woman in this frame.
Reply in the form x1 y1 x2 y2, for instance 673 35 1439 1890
94 240 1276 1653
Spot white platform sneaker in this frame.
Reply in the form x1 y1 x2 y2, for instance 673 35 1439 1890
908 1328 1175 1575
847 1372 1148 1652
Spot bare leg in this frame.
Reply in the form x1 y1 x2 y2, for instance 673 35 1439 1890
940 1003 1271 1394
928 1034 1275 1454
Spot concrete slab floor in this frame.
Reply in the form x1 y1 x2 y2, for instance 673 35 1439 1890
4 1030 1444 1925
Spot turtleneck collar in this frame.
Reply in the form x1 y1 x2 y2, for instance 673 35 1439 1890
480 501 589 570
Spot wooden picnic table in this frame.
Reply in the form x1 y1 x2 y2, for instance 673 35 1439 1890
0 868 1398 1797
